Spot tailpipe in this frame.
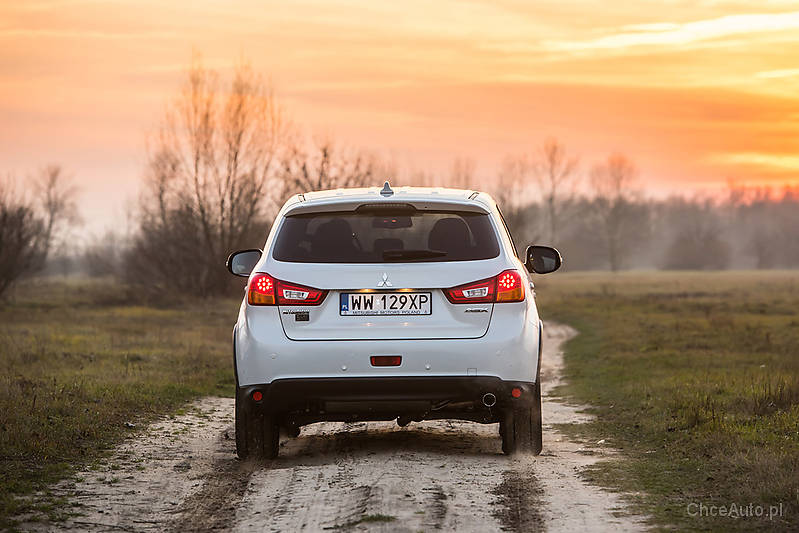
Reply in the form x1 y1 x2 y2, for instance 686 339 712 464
482 393 497 408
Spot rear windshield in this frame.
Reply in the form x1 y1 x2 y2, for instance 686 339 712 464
272 211 500 263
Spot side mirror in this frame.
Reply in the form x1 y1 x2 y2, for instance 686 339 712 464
226 249 262 277
525 245 562 274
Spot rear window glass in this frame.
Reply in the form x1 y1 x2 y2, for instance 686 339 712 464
272 211 500 263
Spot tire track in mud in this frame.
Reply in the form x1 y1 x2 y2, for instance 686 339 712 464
167 453 255 532
234 421 510 532
19 322 647 532
492 466 546 532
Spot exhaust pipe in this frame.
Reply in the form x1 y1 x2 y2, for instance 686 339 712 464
482 393 497 407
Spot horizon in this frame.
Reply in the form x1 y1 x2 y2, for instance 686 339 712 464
2 1 799 234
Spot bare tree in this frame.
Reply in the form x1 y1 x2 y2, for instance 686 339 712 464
35 166 81 250
495 139 577 246
725 184 799 269
449 157 476 190
493 157 541 250
0 167 78 298
0 180 42 297
277 138 380 202
662 199 730 270
405 168 436 187
83 230 125 277
126 58 285 296
532 139 579 243
494 156 525 210
590 154 643 271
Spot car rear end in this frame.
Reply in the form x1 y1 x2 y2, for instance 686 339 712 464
231 186 547 457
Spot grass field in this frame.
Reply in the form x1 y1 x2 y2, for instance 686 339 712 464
535 271 799 531
0 280 239 528
2 273 798 531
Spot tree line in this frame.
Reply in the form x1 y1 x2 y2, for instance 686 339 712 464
2 60 798 299
0 167 79 298
436 146 799 273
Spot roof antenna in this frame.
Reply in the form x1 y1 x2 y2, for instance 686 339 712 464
380 181 394 197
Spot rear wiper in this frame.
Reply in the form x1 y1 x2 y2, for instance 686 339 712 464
382 249 448 261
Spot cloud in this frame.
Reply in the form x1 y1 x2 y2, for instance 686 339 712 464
0 28 175 40
621 23 682 32
709 152 799 171
756 68 799 79
546 10 799 52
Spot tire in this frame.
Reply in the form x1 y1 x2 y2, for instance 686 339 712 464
500 380 543 455
499 416 510 454
235 387 250 459
235 388 279 459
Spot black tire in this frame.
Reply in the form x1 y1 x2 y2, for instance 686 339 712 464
531 379 543 454
235 388 280 460
235 387 250 459
500 380 543 455
499 416 510 454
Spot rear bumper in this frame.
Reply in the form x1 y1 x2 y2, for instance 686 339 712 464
240 376 537 420
234 305 543 386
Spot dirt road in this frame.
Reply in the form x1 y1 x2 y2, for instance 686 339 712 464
26 323 646 532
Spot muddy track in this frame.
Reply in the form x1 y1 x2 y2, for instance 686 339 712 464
23 323 647 532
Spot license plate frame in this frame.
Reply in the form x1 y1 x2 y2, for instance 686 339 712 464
339 292 432 316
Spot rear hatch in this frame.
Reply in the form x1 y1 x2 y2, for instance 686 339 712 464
267 206 503 341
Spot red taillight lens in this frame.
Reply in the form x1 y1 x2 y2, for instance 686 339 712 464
248 273 327 306
496 269 524 302
444 270 524 304
276 279 327 305
444 276 496 304
248 273 275 305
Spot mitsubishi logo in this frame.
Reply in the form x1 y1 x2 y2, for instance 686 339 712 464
377 272 393 287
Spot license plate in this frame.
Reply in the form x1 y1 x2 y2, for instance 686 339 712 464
339 292 432 316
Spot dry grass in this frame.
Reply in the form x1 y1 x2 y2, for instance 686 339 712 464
536 271 799 531
0 279 239 528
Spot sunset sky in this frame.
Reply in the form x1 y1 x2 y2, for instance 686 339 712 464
2 0 799 231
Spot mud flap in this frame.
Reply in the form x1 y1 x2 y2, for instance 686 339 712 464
236 387 279 460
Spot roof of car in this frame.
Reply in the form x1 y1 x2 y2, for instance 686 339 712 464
284 184 496 215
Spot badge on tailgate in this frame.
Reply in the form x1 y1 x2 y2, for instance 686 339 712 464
282 310 310 322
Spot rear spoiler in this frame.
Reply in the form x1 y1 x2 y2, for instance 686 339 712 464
284 199 491 216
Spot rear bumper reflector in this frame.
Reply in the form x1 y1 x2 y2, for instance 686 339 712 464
370 355 402 367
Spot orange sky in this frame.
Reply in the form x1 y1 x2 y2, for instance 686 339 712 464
2 0 799 231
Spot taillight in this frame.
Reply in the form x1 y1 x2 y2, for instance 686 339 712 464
248 273 327 306
443 276 496 303
444 270 524 304
276 279 327 305
248 273 275 305
496 270 524 302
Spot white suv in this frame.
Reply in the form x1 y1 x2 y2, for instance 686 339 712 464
226 183 561 458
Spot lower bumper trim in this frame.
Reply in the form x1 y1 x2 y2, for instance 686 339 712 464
241 376 537 418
